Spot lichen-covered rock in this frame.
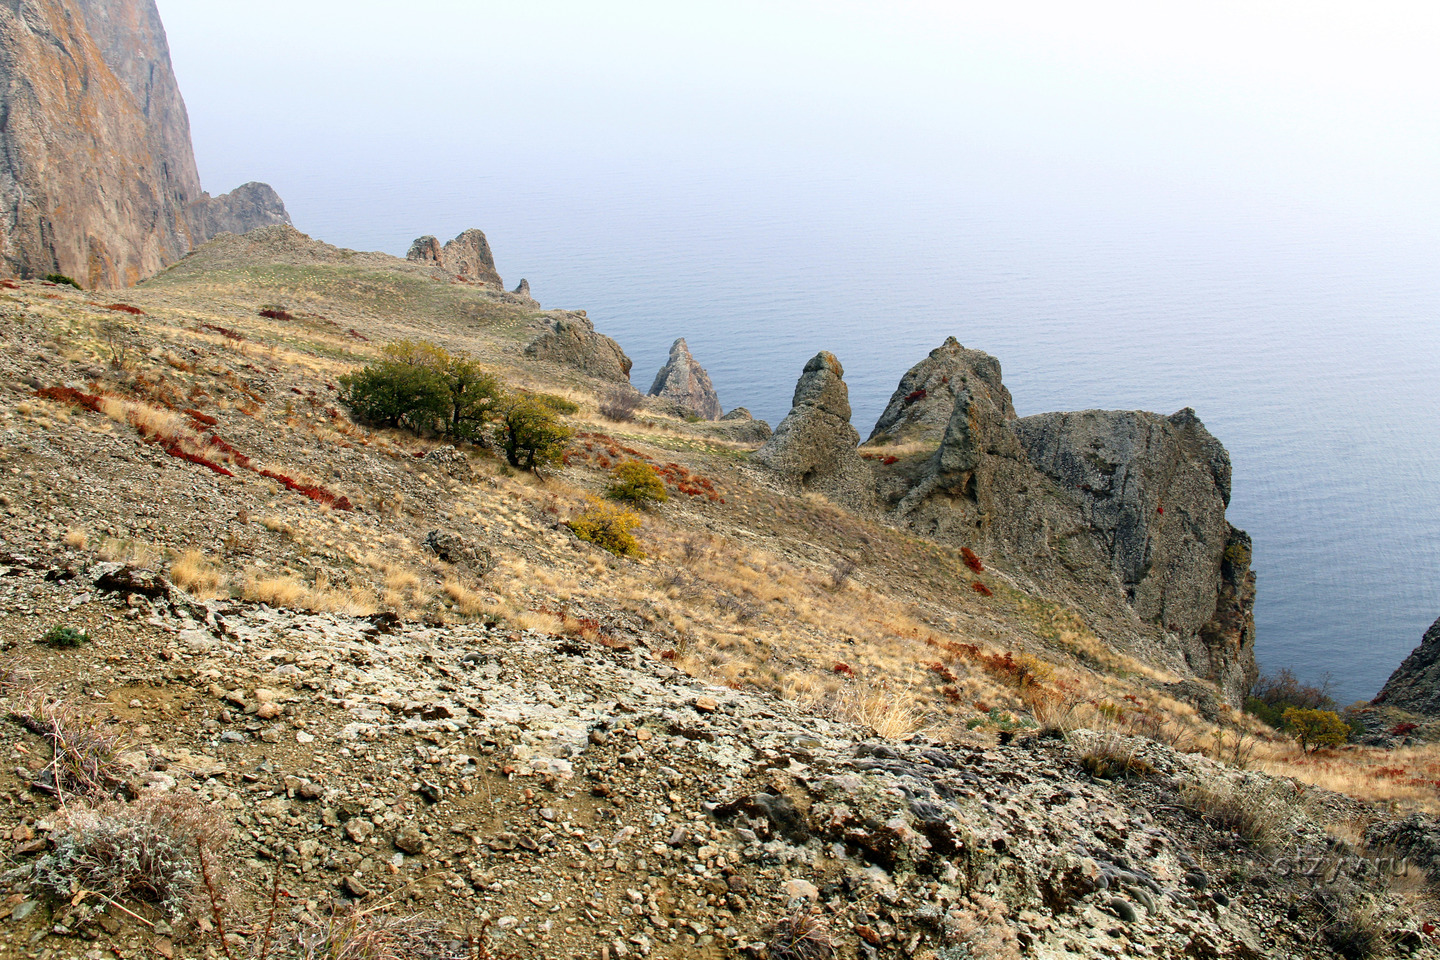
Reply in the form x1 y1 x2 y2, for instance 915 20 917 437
868 336 1016 444
648 338 721 421
752 352 874 509
523 311 633 383
0 0 286 287
1375 616 1440 714
709 407 772 443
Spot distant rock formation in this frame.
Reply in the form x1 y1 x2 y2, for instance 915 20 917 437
524 311 632 383
185 182 292 247
753 335 1257 704
752 352 875 509
707 408 772 444
648 338 722 421
0 0 287 287
406 229 503 287
1375 616 1440 714
513 279 533 299
868 336 1016 444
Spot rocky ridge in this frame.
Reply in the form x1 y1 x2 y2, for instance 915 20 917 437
407 229 505 288
649 339 722 421
0 0 287 287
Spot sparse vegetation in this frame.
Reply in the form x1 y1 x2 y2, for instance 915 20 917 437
767 909 833 960
40 624 89 647
31 794 227 920
598 385 642 422
1179 778 1300 846
8 697 128 799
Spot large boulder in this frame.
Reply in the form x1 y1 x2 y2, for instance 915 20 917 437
0 0 286 287
648 338 721 421
868 336 1016 445
523 311 633 383
752 352 874 509
406 228 504 288
1374 616 1440 714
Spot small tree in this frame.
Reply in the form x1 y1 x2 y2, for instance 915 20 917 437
338 359 448 431
1282 707 1350 753
606 461 668 507
568 499 644 558
496 397 573 472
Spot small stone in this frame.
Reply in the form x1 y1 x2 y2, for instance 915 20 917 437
11 901 38 921
694 696 719 714
256 702 283 720
782 879 819 902
345 820 374 843
395 826 427 855
343 875 371 899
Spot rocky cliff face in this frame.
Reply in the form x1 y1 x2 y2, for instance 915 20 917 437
868 335 1016 444
406 229 504 288
0 0 286 287
752 352 875 509
648 338 721 420
523 311 633 383
1375 616 1440 714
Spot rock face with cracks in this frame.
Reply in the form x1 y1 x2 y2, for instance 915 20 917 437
868 335 1016 445
1375 615 1440 714
648 338 722 421
752 351 875 509
524 310 634 383
0 0 287 286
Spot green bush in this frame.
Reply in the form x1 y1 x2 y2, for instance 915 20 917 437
606 461 668 507
44 273 81 289
339 340 505 440
496 397 573 472
567 499 644 558
530 392 580 416
1282 707 1350 753
41 625 89 648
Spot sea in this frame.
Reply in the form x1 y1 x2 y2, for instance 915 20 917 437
289 162 1440 706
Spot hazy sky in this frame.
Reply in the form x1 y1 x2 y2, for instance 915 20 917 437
159 1 1440 253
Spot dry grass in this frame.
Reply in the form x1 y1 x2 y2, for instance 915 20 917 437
64 525 88 549
170 550 227 598
828 681 933 740
97 536 164 569
1178 777 1304 847
8 697 131 800
241 575 377 617
1254 742 1440 815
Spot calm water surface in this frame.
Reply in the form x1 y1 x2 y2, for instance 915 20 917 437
293 165 1440 705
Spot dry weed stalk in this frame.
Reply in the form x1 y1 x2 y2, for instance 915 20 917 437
9 698 129 800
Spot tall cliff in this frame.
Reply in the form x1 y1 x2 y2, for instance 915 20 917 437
0 0 287 287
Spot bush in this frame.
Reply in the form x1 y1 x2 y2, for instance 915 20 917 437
531 392 580 416
598 386 643 422
568 499 644 558
41 625 89 647
496 397 573 472
44 273 81 289
606 461 668 507
1246 668 1336 729
339 340 505 440
31 794 227 919
1283 707 1351 753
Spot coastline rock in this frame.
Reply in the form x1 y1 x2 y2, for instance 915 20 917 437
406 229 503 287
752 352 874 509
868 336 1016 445
185 182 291 245
524 312 632 383
1015 408 1255 701
702 408 772 444
648 338 721 420
513 279 533 300
0 0 284 287
1374 616 1440 714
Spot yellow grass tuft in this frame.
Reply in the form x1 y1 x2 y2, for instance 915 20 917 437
64 526 87 550
169 550 226 598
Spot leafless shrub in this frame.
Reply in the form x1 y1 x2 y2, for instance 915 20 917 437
714 593 761 622
100 319 132 369
598 386 642 423
31 794 228 920
768 908 833 960
9 698 129 800
1179 777 1302 847
296 907 476 960
828 557 857 591
680 537 706 564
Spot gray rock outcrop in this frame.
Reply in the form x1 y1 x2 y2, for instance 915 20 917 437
406 228 503 287
523 311 633 383
0 0 286 287
868 336 1016 444
752 352 874 509
648 338 721 420
513 279 533 300
185 182 292 245
1375 616 1440 714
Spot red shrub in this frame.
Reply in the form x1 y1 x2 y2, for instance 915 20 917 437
184 408 219 427
659 650 678 661
0 280 17 290
881 456 899 466
36 386 103 412
961 547 984 573
259 308 294 321
199 323 244 342
1157 506 1165 515
103 303 144 315
833 662 855 676
1392 722 1420 736
347 329 370 341
971 581 993 597
905 388 927 403
160 443 233 477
